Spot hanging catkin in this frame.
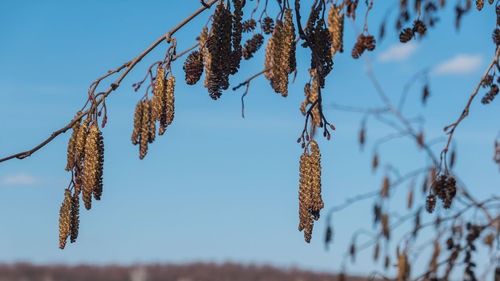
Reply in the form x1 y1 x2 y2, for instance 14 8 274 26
327 4 344 57
82 124 100 210
59 189 72 249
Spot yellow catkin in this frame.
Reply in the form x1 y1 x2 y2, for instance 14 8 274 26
74 119 90 194
265 19 286 96
308 69 322 127
148 101 156 144
407 188 414 209
202 27 213 89
298 140 323 243
166 75 175 126
59 189 72 249
65 118 81 171
132 101 143 145
152 66 166 122
300 83 310 116
82 124 99 210
309 140 323 218
139 100 150 159
382 213 390 240
278 8 295 97
327 5 344 57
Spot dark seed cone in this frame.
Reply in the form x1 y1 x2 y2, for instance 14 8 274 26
139 100 150 159
65 117 81 171
204 2 232 99
70 191 80 243
82 124 100 210
493 28 500 46
426 194 436 213
352 34 366 59
262 16 274 34
183 51 204 85
242 19 256 32
131 101 143 145
363 35 376 51
413 20 427 35
482 84 499 104
230 0 244 75
243 34 264 60
444 176 457 209
399 28 414 43
59 189 72 249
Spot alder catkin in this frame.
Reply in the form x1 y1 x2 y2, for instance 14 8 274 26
70 191 80 243
93 132 104 200
82 124 100 210
65 116 81 171
152 66 166 122
139 100 150 159
59 189 72 249
476 0 484 10
327 4 344 57
298 140 323 243
132 101 143 145
264 19 285 96
166 75 175 126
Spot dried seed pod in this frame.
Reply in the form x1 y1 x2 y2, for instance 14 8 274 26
82 124 100 210
482 83 499 104
381 213 390 240
350 241 356 262
372 154 379 171
359 125 365 148
493 29 500 46
65 116 81 171
183 51 204 85
327 4 344 57
444 176 457 208
384 255 390 269
242 19 256 32
139 100 150 159
352 34 366 58
262 16 274 34
363 35 376 51
131 101 143 145
59 189 72 249
407 188 414 209
399 28 414 43
70 191 80 243
325 224 333 248
242 34 264 60
422 84 430 104
413 20 427 35
450 148 456 169
476 0 484 10
373 242 380 261
381 176 390 198
417 131 424 148
426 194 436 213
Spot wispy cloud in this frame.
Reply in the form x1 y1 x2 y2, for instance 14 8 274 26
377 42 418 62
433 54 483 75
0 173 39 186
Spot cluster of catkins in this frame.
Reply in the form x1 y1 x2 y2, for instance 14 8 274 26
62 115 104 248
426 174 457 213
132 66 175 159
399 20 427 43
298 140 324 243
264 8 296 97
183 1 244 100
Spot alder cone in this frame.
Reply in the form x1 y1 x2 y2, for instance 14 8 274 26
183 51 204 85
399 28 414 43
242 34 264 60
262 16 274 34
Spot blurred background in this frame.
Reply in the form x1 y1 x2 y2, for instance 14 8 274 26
0 0 499 280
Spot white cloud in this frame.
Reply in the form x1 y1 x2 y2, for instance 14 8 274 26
0 173 39 186
433 54 483 75
377 42 418 62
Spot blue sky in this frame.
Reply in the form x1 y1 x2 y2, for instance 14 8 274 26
1 0 500 277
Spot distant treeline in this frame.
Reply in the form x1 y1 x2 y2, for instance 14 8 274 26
0 262 368 281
